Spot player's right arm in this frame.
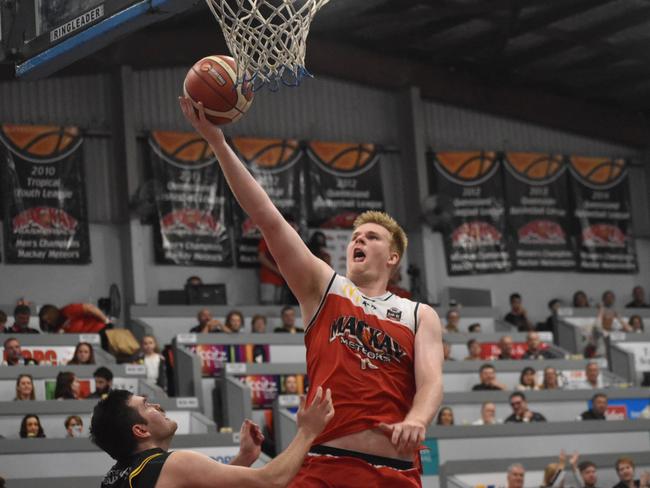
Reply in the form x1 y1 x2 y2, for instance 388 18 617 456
179 97 333 316
158 387 334 488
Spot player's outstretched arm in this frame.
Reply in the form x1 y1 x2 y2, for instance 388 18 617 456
179 97 332 314
379 305 443 453
158 387 334 488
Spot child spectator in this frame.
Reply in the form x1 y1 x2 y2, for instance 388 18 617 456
516 366 539 391
67 342 96 365
65 415 84 437
20 414 46 438
134 335 166 390
54 371 81 399
251 314 267 333
435 406 454 426
15 374 35 401
224 310 244 333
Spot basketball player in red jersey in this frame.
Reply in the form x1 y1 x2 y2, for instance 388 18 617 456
180 97 444 487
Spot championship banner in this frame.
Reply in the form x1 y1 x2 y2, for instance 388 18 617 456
229 137 301 267
503 153 576 270
430 151 510 275
569 157 637 272
0 124 91 264
305 142 384 228
149 131 232 266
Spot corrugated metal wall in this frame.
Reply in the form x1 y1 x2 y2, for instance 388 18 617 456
0 74 124 223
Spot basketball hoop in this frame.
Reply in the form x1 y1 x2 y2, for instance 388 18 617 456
205 0 330 91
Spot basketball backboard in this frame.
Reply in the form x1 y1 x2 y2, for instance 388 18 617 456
0 0 196 80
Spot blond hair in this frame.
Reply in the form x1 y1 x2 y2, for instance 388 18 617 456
353 211 407 259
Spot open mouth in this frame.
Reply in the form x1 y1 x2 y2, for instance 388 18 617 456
353 248 366 262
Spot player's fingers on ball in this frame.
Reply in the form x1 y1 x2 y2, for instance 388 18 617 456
197 102 207 123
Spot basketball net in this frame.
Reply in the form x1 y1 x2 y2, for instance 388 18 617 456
205 0 330 90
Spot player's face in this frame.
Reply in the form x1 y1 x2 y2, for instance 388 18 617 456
129 395 177 441
347 223 397 280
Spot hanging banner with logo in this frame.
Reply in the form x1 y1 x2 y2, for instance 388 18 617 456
503 153 576 270
149 131 232 266
0 124 90 264
229 137 301 267
305 142 384 228
569 157 637 273
430 151 510 275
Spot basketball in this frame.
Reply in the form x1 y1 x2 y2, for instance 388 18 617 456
183 55 254 126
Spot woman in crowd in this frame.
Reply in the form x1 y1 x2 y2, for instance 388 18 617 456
64 415 84 437
54 371 81 400
572 291 589 308
517 366 540 391
134 334 166 389
15 374 35 401
19 414 46 438
67 342 96 365
436 406 455 426
629 315 644 333
541 367 561 390
251 314 267 333
224 310 244 333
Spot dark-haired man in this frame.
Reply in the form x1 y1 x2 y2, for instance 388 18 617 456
626 286 649 308
88 367 114 400
504 293 533 332
273 306 304 334
580 393 608 420
472 364 507 391
2 337 38 365
505 392 546 423
575 459 600 488
4 305 38 334
91 388 333 488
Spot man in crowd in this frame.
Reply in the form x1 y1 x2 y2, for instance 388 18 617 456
189 309 223 333
89 367 114 400
575 460 600 488
504 293 534 332
522 331 555 359
472 401 499 425
91 388 334 488
538 298 561 334
626 286 649 308
465 339 482 360
497 335 515 360
601 290 616 309
2 337 38 365
505 392 546 423
445 309 461 333
580 393 608 420
468 323 481 333
506 463 525 488
39 303 110 333
472 364 507 391
273 306 304 333
612 457 650 488
571 362 607 390
4 304 39 334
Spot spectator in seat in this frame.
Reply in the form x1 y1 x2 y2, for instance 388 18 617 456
571 362 607 390
186 276 203 287
465 339 482 361
283 375 300 394
307 231 332 266
274 306 303 333
39 303 110 334
2 337 38 365
251 314 267 333
189 308 223 333
497 335 515 360
88 367 114 399
522 331 554 359
442 340 453 361
575 459 600 488
445 309 461 333
20 414 45 438
387 266 411 299
505 392 546 423
472 364 507 391
68 342 96 365
134 335 166 390
435 406 454 426
612 457 650 488
539 298 561 334
542 451 581 488
541 367 561 390
504 293 534 332
628 315 644 333
65 415 84 437
580 393 608 420
601 290 616 309
472 401 499 425
573 291 590 308
626 286 649 308
224 310 244 333
55 371 81 400
516 366 540 391
4 304 38 334
15 374 35 401
468 322 482 333
506 463 526 488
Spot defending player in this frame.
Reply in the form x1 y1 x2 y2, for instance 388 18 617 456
91 388 334 487
179 97 444 487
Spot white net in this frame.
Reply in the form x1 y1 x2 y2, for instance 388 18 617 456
205 0 330 90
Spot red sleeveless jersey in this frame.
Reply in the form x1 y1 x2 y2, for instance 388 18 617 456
305 273 419 445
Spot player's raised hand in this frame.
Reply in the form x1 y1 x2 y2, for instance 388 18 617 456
296 386 334 439
238 419 264 464
178 96 225 145
378 419 426 454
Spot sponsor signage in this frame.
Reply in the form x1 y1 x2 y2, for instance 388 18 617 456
187 344 270 376
50 5 105 42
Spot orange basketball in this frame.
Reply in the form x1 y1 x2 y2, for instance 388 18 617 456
183 55 254 125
